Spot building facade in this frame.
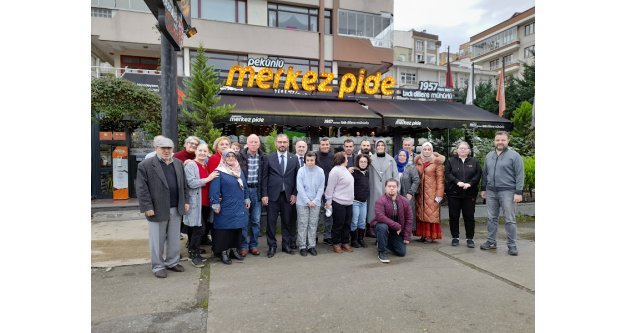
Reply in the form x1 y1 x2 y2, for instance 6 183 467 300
465 6 535 79
391 29 497 93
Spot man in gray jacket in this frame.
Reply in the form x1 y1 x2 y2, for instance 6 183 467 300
479 131 524 256
136 136 190 278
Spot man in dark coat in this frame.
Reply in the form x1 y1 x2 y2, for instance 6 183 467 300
136 136 190 278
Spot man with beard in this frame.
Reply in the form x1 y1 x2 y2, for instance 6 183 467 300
358 139 372 156
315 137 335 246
479 131 524 256
343 139 355 168
261 134 299 257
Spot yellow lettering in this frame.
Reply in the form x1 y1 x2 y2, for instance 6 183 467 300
356 69 366 94
273 68 285 89
255 68 273 89
380 76 395 96
302 71 318 91
317 72 334 93
338 73 357 98
364 73 382 95
284 66 301 90
226 65 256 87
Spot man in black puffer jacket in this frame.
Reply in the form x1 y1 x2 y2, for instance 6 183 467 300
444 141 482 248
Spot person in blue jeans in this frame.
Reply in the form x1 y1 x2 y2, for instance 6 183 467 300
370 179 413 263
350 154 370 248
236 134 265 257
479 131 524 256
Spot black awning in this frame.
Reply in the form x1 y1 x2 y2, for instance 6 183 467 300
216 94 382 127
363 99 513 130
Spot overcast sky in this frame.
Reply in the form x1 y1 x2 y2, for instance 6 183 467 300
393 0 535 52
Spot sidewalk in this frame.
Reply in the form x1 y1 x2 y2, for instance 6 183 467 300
92 209 535 332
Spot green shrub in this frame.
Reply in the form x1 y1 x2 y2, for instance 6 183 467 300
523 155 535 195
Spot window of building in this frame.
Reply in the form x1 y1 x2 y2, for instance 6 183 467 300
489 59 500 70
198 0 246 23
503 54 512 66
524 22 535 36
268 3 318 32
324 10 332 34
524 45 535 58
400 72 416 85
427 42 437 51
416 54 423 63
427 54 436 65
338 9 391 38
91 7 112 17
415 40 423 51
471 26 518 57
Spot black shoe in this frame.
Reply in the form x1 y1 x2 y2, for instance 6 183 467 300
350 231 360 248
467 239 475 248
323 238 333 246
378 251 390 263
357 229 367 248
282 247 295 255
267 247 276 258
191 256 205 268
452 238 460 246
308 247 318 256
229 248 244 261
300 249 308 256
221 251 232 265
290 243 298 250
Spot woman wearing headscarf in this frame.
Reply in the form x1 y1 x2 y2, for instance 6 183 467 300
209 148 250 265
396 149 420 234
367 139 400 236
414 142 446 242
184 143 220 268
202 136 232 247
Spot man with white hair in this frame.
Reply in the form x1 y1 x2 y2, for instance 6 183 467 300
136 136 190 278
236 134 265 256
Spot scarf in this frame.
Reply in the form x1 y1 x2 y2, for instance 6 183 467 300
419 142 434 163
216 154 243 190
394 149 410 173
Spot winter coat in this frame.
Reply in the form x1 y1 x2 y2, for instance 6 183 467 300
415 153 445 224
481 147 524 195
399 164 420 197
367 154 400 220
183 161 207 227
444 156 482 198
209 172 250 230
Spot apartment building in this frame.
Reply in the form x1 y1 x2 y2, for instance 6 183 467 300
91 0 394 80
466 6 535 79
391 29 497 92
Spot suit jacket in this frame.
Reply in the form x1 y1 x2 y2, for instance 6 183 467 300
136 156 190 222
261 152 299 201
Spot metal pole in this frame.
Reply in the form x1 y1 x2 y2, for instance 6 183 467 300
169 42 178 146
160 31 174 144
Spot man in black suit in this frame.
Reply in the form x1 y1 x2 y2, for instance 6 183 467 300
261 134 299 257
136 136 190 278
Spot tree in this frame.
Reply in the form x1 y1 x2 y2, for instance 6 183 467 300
509 101 535 156
91 76 161 137
474 81 498 115
179 45 234 147
503 62 535 119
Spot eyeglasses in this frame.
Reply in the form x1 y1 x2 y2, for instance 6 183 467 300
188 142 199 146
458 147 470 150
225 155 237 158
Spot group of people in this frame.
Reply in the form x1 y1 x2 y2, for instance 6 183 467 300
136 131 524 278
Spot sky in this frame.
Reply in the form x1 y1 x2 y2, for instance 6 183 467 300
393 0 535 53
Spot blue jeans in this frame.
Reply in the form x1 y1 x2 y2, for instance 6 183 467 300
351 201 367 231
241 187 261 250
375 223 406 257
485 190 517 248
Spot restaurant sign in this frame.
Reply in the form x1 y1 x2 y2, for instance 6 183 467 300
400 81 454 101
225 65 395 99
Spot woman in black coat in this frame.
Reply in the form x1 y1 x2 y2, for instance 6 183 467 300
444 141 482 248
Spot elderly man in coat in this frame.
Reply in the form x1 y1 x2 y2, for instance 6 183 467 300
136 136 190 278
366 139 400 236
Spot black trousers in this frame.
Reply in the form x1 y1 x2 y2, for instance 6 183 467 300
187 206 209 253
447 196 476 239
266 192 295 250
331 201 352 245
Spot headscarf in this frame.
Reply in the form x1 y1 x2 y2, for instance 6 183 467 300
375 139 387 157
419 142 434 163
216 148 244 189
394 149 410 173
